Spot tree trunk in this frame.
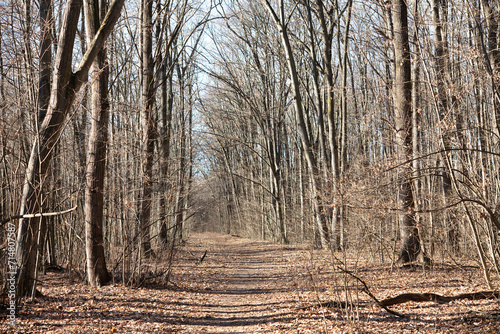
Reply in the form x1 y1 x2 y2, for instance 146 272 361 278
315 0 343 249
38 0 52 123
139 0 155 258
175 62 188 241
36 0 53 271
159 54 174 247
84 0 112 287
412 0 425 259
480 0 500 135
392 0 419 263
337 0 353 249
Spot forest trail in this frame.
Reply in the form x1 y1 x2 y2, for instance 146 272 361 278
5 233 324 333
4 232 500 333
169 233 307 333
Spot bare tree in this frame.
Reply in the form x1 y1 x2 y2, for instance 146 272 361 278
261 0 330 247
139 0 156 258
391 0 419 262
84 0 113 287
15 0 124 297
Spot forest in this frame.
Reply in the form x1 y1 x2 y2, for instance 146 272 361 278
1 0 500 332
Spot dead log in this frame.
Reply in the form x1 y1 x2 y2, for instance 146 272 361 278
380 291 500 307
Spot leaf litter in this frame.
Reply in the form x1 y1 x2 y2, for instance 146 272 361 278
1 232 499 333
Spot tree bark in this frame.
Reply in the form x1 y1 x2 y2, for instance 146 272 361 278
139 0 155 258
38 0 52 123
412 0 426 259
480 0 500 135
159 55 174 246
392 0 419 263
84 0 112 287
175 62 187 242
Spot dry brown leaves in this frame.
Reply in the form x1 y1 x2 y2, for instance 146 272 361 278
1 233 499 333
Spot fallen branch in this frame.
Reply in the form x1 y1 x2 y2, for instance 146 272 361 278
380 291 500 307
324 251 407 317
340 268 406 318
185 249 207 263
300 262 406 318
1 205 78 226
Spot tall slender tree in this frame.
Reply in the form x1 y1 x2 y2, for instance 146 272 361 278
84 0 112 287
392 0 419 262
139 0 155 258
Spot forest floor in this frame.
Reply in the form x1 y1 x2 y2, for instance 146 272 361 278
1 232 500 333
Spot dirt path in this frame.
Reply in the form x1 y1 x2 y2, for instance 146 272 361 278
5 233 319 333
170 233 304 333
3 232 500 333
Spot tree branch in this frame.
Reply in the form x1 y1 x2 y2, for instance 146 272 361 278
73 0 125 89
339 267 406 318
1 205 78 226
